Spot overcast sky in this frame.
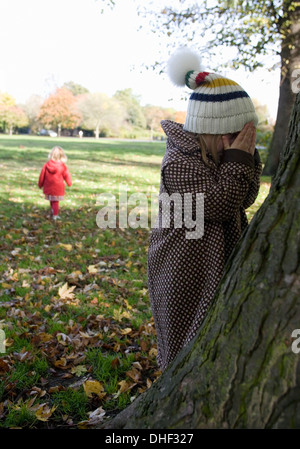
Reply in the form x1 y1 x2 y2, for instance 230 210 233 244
0 0 280 119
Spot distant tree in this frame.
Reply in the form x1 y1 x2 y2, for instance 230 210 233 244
143 105 176 139
62 81 90 96
77 92 126 138
174 110 187 124
0 93 28 134
114 88 146 129
0 92 15 107
143 105 166 139
22 95 44 134
38 88 81 136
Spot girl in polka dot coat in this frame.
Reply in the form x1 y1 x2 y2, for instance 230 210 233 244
147 49 262 371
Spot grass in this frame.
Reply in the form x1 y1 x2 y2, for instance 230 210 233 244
0 134 270 428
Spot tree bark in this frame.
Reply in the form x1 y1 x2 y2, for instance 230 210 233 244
263 63 295 176
263 5 300 176
98 92 300 429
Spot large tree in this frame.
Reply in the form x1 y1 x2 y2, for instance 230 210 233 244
38 88 82 137
138 0 300 177
0 93 28 135
98 92 300 429
62 81 90 97
114 89 147 130
77 92 126 138
143 105 175 139
22 94 44 134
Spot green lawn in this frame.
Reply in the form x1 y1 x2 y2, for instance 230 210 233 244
0 135 270 428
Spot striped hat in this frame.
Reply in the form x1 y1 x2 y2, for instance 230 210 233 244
167 48 258 135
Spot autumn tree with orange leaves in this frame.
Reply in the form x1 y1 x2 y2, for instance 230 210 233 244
38 88 82 137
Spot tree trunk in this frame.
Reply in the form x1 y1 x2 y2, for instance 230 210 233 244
99 92 300 429
263 65 295 176
263 5 300 176
58 123 61 137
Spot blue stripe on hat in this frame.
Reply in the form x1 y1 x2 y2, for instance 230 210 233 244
190 90 249 102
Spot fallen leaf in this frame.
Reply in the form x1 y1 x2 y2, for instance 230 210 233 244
71 365 87 376
111 357 120 369
78 406 106 428
83 380 106 399
117 380 131 394
149 347 157 357
38 332 53 342
88 265 98 274
120 328 132 335
0 360 10 373
35 403 56 422
54 357 67 368
58 243 72 252
126 367 141 382
123 299 133 310
58 283 76 300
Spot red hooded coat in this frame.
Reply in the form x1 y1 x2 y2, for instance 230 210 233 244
38 160 72 197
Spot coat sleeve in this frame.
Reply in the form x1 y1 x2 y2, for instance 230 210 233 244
38 165 46 188
63 166 72 187
241 148 262 210
162 148 255 223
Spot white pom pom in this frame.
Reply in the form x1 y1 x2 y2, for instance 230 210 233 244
167 47 203 87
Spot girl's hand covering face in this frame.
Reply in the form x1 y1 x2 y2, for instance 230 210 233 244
222 122 256 155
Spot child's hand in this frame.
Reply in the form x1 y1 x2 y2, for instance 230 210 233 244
222 122 256 156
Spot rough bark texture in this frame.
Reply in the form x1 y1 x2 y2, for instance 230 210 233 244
99 93 300 430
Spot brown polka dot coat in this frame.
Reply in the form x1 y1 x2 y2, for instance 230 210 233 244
147 120 262 371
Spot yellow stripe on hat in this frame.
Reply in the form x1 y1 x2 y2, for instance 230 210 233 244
206 77 239 88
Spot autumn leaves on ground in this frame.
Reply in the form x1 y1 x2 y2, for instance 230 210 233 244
0 135 270 428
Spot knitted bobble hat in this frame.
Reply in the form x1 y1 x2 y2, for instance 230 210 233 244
167 47 258 135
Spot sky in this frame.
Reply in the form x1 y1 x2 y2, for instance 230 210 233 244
0 0 280 120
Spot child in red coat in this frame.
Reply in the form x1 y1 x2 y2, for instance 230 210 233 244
38 146 72 220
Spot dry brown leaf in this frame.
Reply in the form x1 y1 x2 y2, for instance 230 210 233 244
146 378 152 389
58 283 76 300
83 380 106 399
120 328 132 335
58 243 72 251
38 332 53 342
117 380 131 394
0 360 10 373
78 406 106 428
111 357 120 369
54 357 67 368
126 367 141 382
149 347 157 357
35 403 56 422
88 265 98 274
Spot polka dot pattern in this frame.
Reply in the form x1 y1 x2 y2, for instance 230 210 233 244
147 120 262 371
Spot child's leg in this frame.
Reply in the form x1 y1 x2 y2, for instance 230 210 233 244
51 201 59 216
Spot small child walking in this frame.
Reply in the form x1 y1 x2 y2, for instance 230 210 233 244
38 146 72 220
147 48 262 372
